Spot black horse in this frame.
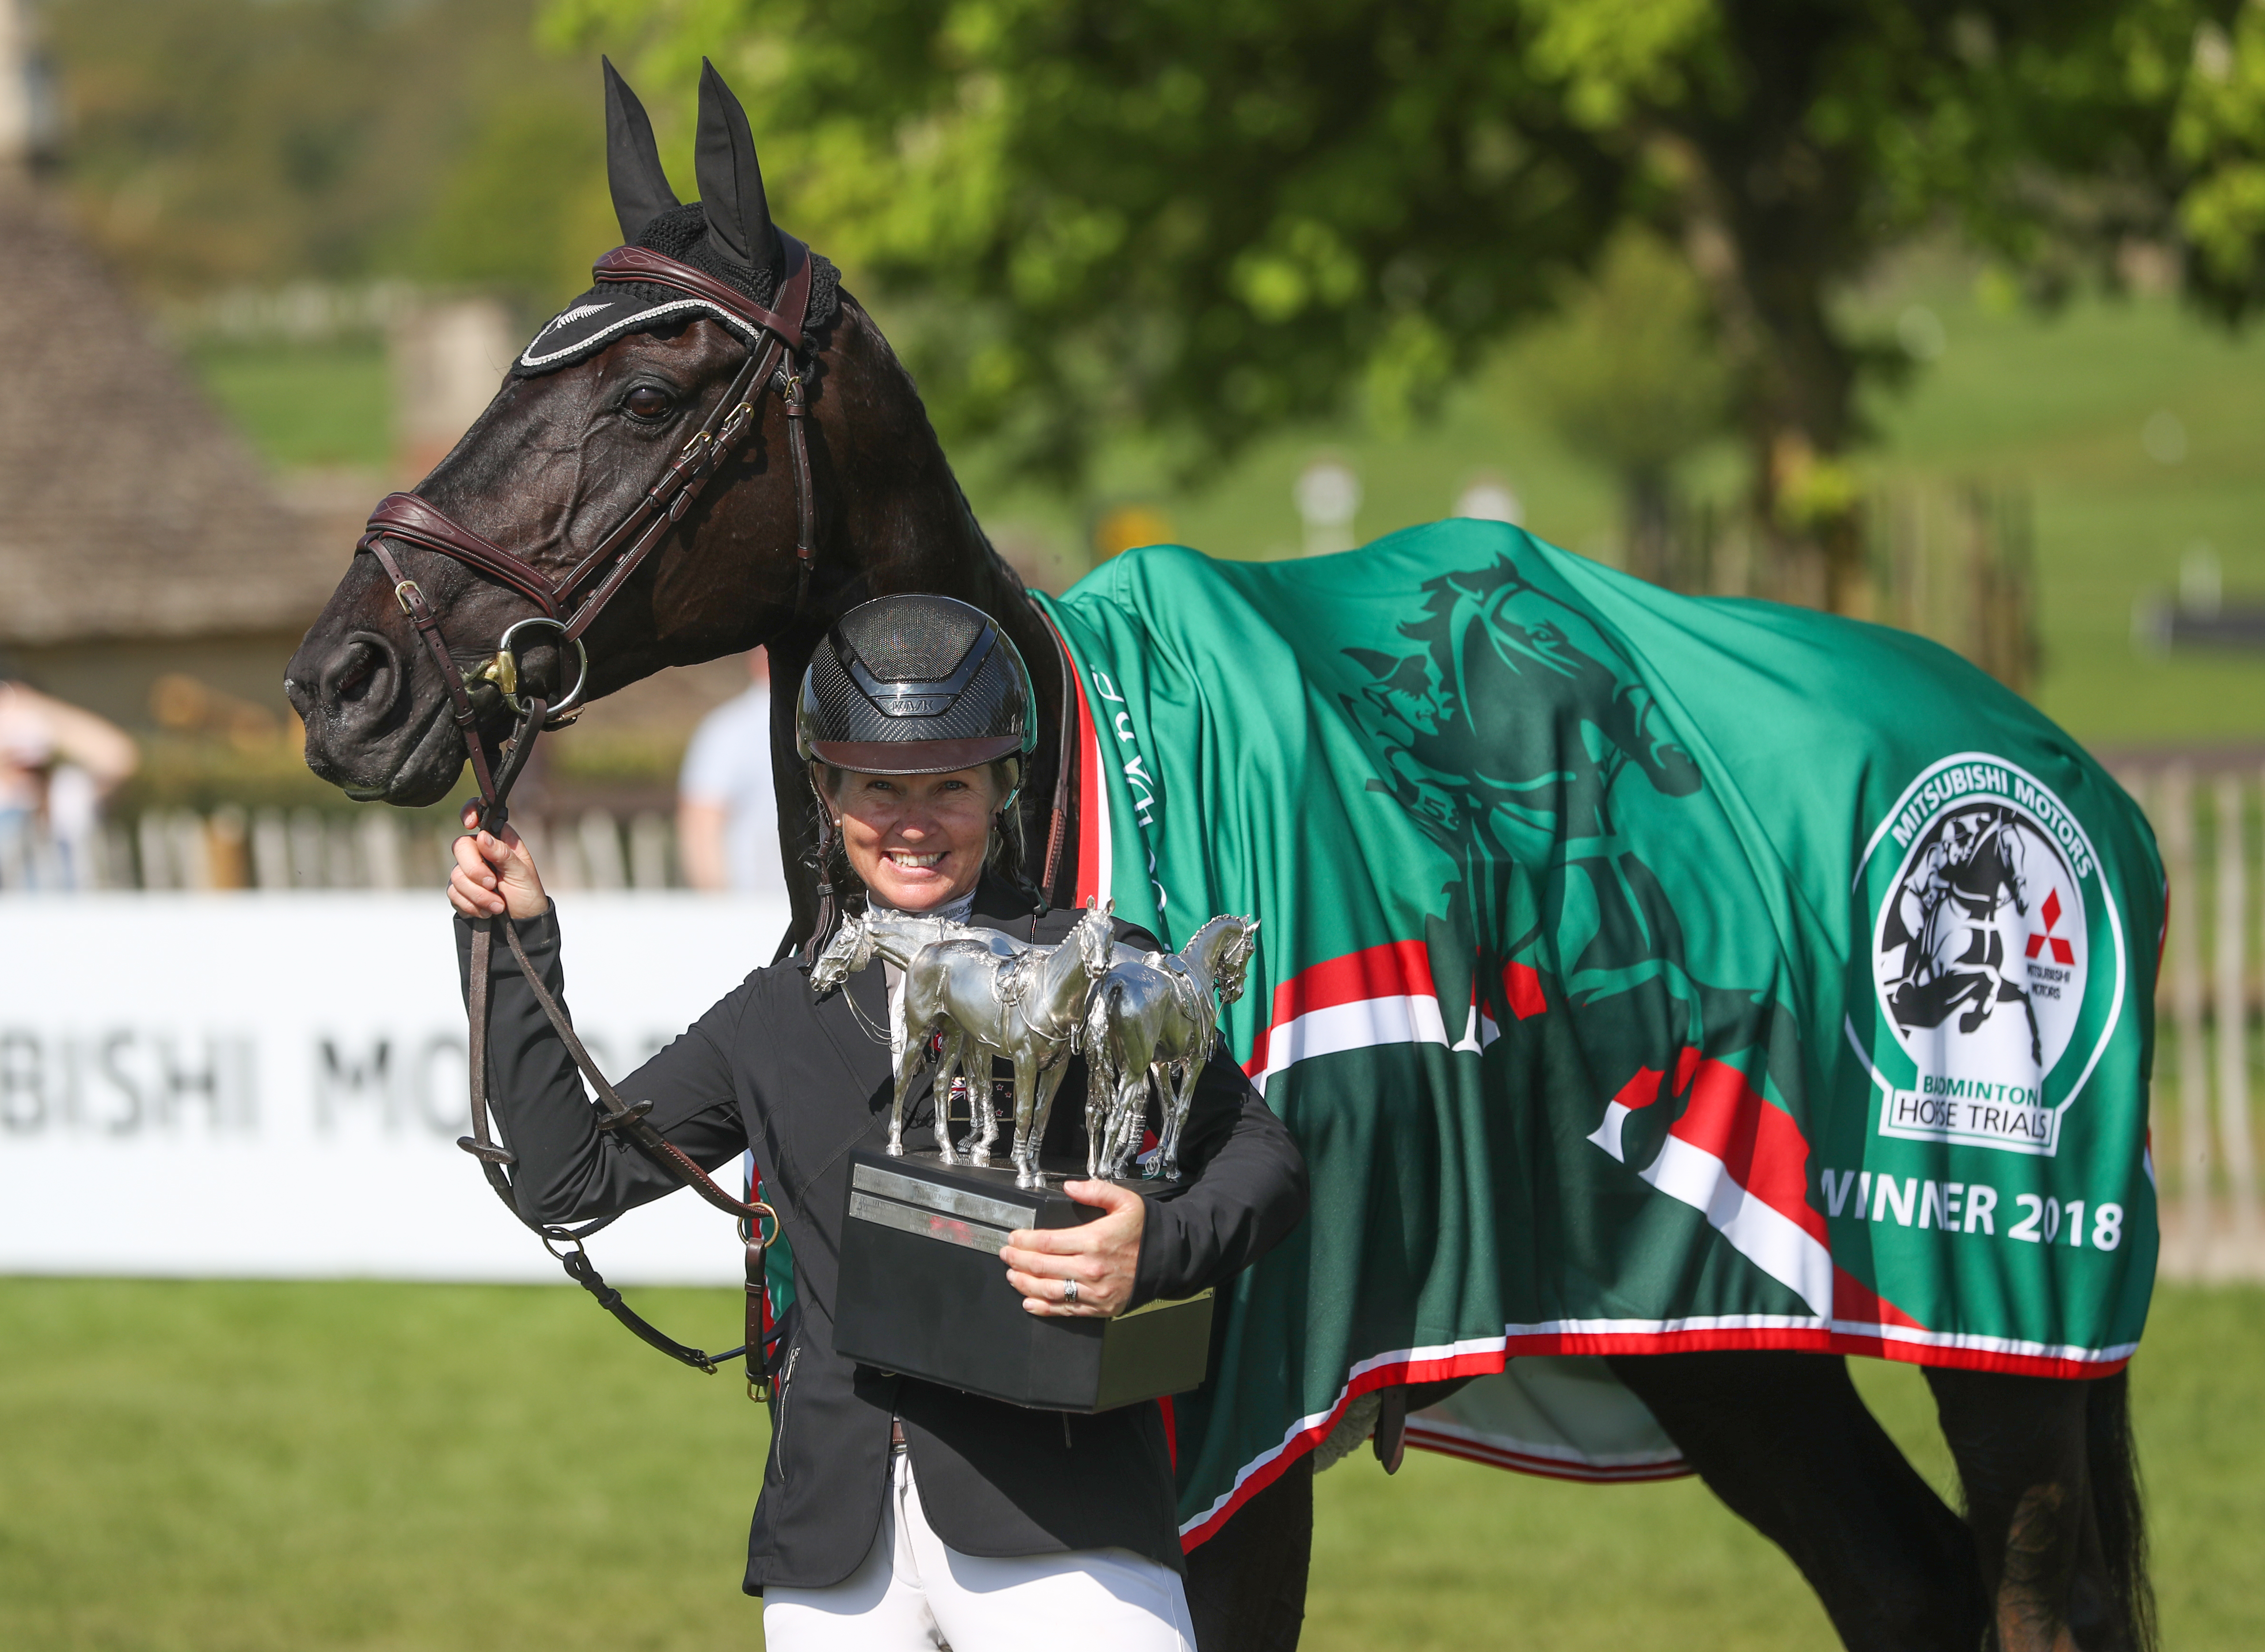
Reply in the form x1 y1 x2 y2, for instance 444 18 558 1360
286 62 2152 1652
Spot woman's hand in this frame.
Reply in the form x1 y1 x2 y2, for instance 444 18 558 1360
1001 1180 1145 1318
447 804 549 920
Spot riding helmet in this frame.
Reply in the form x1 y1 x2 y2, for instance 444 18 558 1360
796 595 1036 777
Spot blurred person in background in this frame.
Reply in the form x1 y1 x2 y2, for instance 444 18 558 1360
677 648 785 894
0 678 138 890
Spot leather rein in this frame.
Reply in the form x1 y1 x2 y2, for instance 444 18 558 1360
354 238 820 1390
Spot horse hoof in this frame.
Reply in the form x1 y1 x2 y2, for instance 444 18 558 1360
886 1143 905 1157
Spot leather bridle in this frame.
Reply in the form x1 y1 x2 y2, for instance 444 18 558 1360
353 236 818 1388
357 234 819 825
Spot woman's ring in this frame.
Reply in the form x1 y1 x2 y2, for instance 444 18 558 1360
1063 1278 1079 1306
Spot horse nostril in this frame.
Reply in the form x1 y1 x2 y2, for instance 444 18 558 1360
334 646 376 700
318 633 400 718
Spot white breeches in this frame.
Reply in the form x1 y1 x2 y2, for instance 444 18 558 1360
761 1446 1196 1652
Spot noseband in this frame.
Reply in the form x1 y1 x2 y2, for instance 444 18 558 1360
355 233 819 829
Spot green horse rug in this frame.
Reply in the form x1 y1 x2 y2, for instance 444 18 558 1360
1032 517 2163 1545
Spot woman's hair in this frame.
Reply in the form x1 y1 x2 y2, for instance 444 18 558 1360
810 759 1024 905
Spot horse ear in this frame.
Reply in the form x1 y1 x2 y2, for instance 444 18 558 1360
695 57 778 274
602 58 680 244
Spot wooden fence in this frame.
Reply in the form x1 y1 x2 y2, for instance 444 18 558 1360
2117 761 2265 1280
0 806 684 894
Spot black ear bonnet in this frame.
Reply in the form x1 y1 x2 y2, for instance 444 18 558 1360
514 60 842 377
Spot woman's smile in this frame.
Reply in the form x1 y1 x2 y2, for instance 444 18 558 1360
829 766 1002 910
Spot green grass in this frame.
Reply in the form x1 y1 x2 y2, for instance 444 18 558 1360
3 1278 2259 1651
186 338 393 471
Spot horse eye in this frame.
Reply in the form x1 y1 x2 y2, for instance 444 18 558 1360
623 386 673 420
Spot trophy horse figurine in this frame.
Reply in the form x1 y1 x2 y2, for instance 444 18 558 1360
1083 915 1260 1180
811 908 1029 1162
813 900 1118 1187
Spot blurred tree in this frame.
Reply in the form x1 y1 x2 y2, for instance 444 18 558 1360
549 0 2262 603
1518 229 1728 584
42 0 619 309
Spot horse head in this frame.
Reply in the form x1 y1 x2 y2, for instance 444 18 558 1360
1214 915 1261 1006
809 908 875 992
1074 898 1117 979
284 59 1066 940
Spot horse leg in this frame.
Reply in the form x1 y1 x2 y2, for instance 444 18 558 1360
1606 1351 1986 1650
1159 1059 1198 1179
896 1022 952 1163
1085 1042 1115 1179
930 1035 965 1161
1106 1069 1147 1178
1183 1451 1312 1652
1028 1059 1074 1180
966 1042 1002 1164
1007 1052 1042 1188
1927 1367 2150 1652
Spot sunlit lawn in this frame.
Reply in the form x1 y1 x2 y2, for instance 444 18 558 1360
3 1278 2258 1651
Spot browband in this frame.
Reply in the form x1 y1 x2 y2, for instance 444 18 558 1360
594 234 813 353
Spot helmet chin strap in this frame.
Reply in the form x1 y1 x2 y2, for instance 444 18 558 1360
799 769 841 971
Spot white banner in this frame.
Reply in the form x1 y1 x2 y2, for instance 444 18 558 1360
0 892 793 1284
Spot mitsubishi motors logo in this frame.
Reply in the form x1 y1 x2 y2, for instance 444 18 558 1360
1855 754 2127 1158
2027 889 2075 965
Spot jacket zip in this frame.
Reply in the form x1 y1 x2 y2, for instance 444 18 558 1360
772 1344 802 1480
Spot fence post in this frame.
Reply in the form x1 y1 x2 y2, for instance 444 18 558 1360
2226 775 2263 1261
580 809 627 891
2163 766 2212 1270
251 809 291 891
289 809 327 889
629 811 673 891
358 813 405 891
168 809 215 891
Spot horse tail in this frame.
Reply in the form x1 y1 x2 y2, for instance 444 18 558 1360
2088 1367 2155 1652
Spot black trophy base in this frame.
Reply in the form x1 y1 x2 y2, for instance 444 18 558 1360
834 1148 1213 1413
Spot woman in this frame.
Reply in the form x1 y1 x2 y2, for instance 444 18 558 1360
449 595 1308 1652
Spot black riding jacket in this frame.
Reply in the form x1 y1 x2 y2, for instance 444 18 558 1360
456 874 1308 1593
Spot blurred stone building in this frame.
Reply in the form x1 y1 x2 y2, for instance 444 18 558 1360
0 120 350 736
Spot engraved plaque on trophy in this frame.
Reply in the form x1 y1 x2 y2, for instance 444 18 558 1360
833 1148 1213 1413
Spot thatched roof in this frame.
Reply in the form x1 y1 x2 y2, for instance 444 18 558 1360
0 180 347 646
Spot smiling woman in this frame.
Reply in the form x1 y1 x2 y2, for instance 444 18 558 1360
822 765 1010 911
449 586 1306 1652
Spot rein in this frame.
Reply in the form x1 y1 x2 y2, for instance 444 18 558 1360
354 237 818 1390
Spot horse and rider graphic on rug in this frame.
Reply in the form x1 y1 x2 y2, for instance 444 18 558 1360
1880 804 2048 1067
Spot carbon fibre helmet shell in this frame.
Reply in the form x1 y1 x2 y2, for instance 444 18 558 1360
796 595 1037 775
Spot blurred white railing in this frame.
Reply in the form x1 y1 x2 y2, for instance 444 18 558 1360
2117 763 2265 1280
0 806 683 894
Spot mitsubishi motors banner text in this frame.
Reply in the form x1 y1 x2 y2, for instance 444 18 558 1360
0 893 789 1284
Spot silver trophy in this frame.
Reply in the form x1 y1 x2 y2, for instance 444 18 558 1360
1083 915 1260 1180
812 908 1030 1161
814 900 1117 1187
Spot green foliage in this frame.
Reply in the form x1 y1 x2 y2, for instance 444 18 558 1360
545 0 2262 510
2173 7 2265 303
3 1277 2260 1649
1518 228 1728 485
45 0 625 309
